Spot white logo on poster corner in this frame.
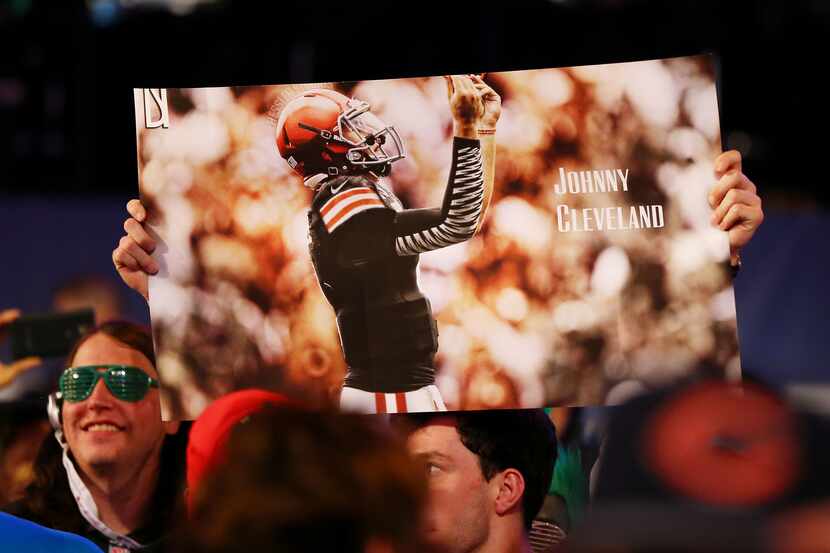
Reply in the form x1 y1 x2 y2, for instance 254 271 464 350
143 88 169 129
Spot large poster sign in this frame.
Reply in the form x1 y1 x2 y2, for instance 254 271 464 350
133 54 739 420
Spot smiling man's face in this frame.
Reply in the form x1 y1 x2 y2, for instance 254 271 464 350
406 418 494 553
61 332 168 474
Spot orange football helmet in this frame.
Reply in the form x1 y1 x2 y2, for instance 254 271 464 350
274 88 405 181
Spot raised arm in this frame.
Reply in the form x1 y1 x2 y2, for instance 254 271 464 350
471 74 501 234
392 75 486 256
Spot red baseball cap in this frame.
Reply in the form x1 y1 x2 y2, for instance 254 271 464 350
186 389 296 513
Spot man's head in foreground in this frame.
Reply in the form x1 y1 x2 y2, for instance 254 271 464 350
181 407 427 553
403 409 558 553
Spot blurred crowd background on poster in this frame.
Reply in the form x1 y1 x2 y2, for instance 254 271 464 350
136 57 739 418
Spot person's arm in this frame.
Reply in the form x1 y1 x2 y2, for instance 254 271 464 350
393 137 484 256
476 131 496 235
392 75 486 256
708 150 764 269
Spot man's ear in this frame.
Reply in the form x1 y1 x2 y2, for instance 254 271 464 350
494 468 526 517
163 420 180 435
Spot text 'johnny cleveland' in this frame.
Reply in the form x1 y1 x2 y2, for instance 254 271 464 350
553 167 665 233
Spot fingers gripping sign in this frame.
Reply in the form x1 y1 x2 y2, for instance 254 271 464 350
113 199 159 302
708 150 764 265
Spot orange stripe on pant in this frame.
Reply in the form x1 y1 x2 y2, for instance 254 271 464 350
375 393 386 413
395 392 408 413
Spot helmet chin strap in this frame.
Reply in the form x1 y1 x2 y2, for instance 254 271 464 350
47 393 145 551
373 164 391 177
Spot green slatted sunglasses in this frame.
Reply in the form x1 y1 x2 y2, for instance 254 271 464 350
58 365 159 403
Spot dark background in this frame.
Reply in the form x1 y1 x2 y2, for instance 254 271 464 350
1 0 828 387
3 0 828 207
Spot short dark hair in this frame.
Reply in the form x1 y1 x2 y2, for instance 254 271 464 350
405 409 558 528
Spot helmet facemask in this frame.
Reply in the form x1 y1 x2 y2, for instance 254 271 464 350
338 99 406 169
297 98 405 178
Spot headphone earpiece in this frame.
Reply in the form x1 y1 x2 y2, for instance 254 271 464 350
47 392 65 445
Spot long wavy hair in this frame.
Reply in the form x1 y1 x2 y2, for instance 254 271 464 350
13 321 185 534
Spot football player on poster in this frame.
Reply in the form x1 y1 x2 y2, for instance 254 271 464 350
273 74 500 413
116 74 501 414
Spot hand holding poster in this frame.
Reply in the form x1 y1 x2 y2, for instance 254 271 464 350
132 55 741 420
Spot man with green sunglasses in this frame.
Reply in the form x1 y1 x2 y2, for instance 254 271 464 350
59 365 160 404
6 322 184 553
